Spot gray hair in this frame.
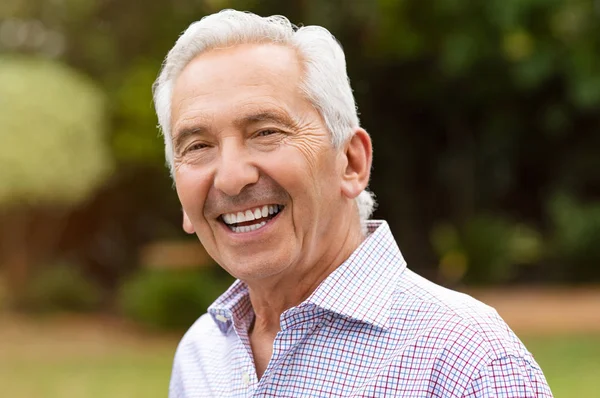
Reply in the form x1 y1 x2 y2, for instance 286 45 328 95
153 9 375 226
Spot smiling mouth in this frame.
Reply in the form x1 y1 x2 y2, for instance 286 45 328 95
220 204 283 233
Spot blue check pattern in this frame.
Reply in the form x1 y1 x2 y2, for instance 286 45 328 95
169 220 553 397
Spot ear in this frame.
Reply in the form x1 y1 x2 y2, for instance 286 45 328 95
183 210 195 234
341 128 372 199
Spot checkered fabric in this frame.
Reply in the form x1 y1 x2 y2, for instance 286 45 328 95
169 220 553 397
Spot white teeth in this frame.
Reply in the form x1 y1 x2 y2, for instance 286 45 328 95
232 221 266 233
221 205 282 226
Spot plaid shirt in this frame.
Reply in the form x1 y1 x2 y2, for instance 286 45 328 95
169 220 553 397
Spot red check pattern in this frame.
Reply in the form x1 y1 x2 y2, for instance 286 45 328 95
169 221 553 397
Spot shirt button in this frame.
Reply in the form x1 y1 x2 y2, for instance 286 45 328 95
215 314 228 323
242 371 250 386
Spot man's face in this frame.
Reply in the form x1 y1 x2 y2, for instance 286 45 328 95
170 43 354 282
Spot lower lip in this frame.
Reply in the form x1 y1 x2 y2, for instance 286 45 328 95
220 209 282 239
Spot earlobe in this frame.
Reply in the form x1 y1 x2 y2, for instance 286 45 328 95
183 211 195 234
341 128 372 199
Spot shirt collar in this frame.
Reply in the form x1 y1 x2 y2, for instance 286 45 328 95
304 220 406 329
208 279 251 334
208 220 406 333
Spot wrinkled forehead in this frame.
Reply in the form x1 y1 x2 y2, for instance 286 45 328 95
174 43 303 96
170 43 318 133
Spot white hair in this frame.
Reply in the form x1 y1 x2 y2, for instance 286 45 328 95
153 9 376 227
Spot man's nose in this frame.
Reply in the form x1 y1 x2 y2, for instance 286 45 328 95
213 142 259 196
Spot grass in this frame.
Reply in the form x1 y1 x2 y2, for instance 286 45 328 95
0 318 597 397
0 347 174 398
0 314 176 398
522 334 600 397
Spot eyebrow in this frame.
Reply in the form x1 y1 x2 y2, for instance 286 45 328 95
233 110 299 131
172 125 209 155
172 110 298 154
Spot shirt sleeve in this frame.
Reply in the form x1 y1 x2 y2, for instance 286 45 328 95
462 355 554 397
169 350 184 398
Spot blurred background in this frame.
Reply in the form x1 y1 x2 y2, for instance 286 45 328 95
0 0 599 397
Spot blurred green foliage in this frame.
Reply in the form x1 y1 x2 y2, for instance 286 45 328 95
119 268 234 330
112 61 166 164
0 56 111 206
20 262 103 313
0 0 598 294
431 216 543 284
548 194 600 282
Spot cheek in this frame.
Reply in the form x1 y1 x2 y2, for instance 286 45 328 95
262 150 318 202
275 142 330 179
267 147 341 215
174 166 212 220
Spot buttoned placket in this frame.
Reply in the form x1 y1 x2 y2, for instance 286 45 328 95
233 312 259 396
210 308 258 396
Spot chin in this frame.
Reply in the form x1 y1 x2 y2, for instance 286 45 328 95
224 258 291 282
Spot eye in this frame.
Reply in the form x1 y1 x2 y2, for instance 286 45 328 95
186 142 209 153
256 129 278 137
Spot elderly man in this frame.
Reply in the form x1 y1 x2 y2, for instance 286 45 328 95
153 9 552 398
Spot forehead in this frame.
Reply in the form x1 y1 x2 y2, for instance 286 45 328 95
170 43 305 130
178 43 301 85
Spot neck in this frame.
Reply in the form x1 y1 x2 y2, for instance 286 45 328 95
246 215 365 333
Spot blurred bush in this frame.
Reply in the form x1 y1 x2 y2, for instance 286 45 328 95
547 194 600 282
0 55 111 206
119 268 233 331
432 215 543 285
20 262 103 313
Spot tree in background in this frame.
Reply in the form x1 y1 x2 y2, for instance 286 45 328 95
0 56 112 302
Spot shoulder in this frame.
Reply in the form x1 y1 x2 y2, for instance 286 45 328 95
378 269 553 396
389 269 544 378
